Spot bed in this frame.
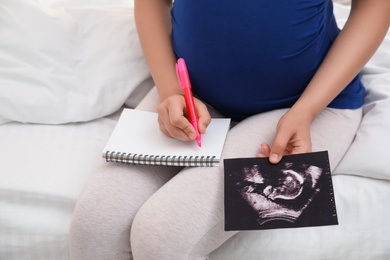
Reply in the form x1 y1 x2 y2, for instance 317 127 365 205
0 0 389 259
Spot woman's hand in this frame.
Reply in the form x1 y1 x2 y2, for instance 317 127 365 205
257 108 313 164
157 94 211 142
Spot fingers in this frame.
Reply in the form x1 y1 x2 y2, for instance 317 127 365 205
268 118 312 164
257 109 315 163
195 99 211 134
256 143 271 158
157 95 210 141
255 112 290 162
158 102 194 141
269 128 291 164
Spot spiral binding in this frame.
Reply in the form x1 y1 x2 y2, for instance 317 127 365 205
104 151 217 167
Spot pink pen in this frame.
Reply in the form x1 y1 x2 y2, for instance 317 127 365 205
175 58 202 147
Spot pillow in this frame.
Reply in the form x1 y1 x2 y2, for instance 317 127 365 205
0 0 150 124
37 0 134 8
333 4 390 180
332 0 351 5
334 73 390 180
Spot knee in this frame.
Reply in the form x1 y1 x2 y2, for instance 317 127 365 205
69 191 133 260
130 203 228 260
69 194 101 259
130 196 204 260
69 193 110 259
130 202 184 260
130 206 159 260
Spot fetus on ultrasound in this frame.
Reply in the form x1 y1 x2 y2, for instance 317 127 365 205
232 162 322 225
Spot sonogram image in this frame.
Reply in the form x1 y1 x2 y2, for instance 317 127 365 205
224 151 338 230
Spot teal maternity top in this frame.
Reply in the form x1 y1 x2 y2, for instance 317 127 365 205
171 0 365 121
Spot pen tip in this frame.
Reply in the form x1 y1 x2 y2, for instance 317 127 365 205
197 139 202 147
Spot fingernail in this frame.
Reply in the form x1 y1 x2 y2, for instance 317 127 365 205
189 133 196 139
270 153 279 162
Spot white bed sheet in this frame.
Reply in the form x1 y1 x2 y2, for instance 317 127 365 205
0 112 120 259
210 175 390 260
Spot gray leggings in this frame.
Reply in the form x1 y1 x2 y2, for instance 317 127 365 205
69 87 362 260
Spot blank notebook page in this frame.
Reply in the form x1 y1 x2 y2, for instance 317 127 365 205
102 108 231 166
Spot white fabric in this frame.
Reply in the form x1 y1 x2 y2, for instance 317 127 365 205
0 0 149 124
0 2 389 260
333 0 351 5
35 0 134 8
0 112 120 259
210 175 390 260
335 72 390 180
332 4 390 180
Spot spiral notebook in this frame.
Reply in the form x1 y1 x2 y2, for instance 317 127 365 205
224 151 338 231
102 108 231 167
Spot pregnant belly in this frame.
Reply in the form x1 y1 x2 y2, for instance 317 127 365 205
171 0 332 120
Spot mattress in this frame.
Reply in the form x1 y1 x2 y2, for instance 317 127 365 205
0 111 121 259
210 175 390 259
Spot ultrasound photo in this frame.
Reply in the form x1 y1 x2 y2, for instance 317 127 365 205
224 151 338 231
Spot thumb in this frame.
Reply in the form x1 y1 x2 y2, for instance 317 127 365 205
269 130 290 164
195 101 211 134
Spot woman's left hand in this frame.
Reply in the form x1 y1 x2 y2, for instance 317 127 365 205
257 108 313 164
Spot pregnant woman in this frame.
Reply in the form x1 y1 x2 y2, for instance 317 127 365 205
69 1 390 259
